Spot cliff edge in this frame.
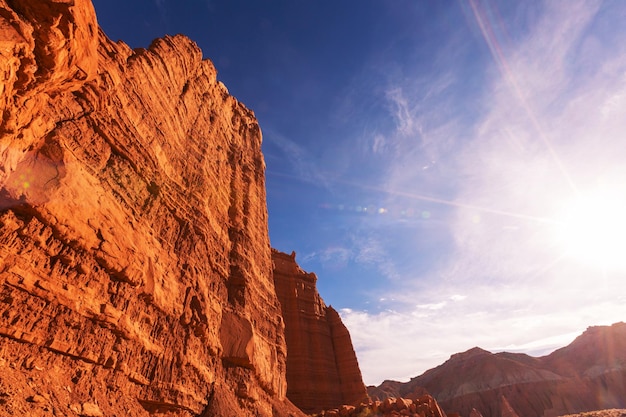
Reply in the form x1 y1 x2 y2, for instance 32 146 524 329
0 0 299 415
272 250 369 414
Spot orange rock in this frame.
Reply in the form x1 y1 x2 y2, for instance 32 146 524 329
80 403 103 417
381 397 397 412
0 1 302 416
272 250 369 414
396 397 412 410
315 396 449 417
339 404 356 416
372 400 382 412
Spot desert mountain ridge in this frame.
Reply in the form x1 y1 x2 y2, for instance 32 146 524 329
369 321 626 417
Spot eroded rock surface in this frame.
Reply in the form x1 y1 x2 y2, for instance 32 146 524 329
0 0 302 415
272 250 369 414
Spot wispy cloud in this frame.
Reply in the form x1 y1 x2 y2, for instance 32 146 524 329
341 0 626 385
301 246 353 271
385 87 419 139
351 232 400 277
264 129 333 188
343 283 626 384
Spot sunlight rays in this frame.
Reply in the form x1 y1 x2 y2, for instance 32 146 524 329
469 0 579 194
269 168 559 226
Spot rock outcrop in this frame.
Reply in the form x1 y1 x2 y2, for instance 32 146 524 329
0 0 304 415
312 394 448 417
272 250 369 414
368 322 626 417
559 410 626 417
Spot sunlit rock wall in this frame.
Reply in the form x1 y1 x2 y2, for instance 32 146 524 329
272 249 369 414
0 1 301 415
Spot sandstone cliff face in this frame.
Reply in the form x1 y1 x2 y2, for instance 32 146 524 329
0 0 303 415
312 394 449 417
272 250 368 414
369 322 626 417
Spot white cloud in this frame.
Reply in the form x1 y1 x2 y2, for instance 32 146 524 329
341 0 626 386
301 246 352 270
343 284 625 385
371 133 388 155
385 87 419 138
416 302 446 310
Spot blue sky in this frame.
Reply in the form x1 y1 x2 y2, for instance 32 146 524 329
93 0 626 385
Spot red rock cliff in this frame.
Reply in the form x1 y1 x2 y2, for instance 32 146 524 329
272 250 368 414
0 0 304 415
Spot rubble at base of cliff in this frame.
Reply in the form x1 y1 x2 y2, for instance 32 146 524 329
558 411 626 417
312 395 447 417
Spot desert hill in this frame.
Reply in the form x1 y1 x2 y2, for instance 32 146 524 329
369 322 626 417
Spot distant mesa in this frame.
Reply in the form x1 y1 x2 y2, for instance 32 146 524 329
368 322 626 417
0 0 366 415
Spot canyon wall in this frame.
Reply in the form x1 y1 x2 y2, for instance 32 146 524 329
0 1 451 416
272 250 368 414
0 0 301 415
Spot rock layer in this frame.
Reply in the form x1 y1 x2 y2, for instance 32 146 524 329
369 322 626 417
0 0 302 415
272 250 369 414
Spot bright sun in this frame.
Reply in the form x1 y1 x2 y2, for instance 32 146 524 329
555 189 626 270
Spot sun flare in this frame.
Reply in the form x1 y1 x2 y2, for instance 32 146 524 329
555 189 626 270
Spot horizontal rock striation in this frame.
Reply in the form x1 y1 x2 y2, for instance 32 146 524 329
272 250 369 414
0 0 303 415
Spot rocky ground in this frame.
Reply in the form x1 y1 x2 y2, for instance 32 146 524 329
368 323 626 417
309 405 626 417
559 410 626 417
312 395 447 417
